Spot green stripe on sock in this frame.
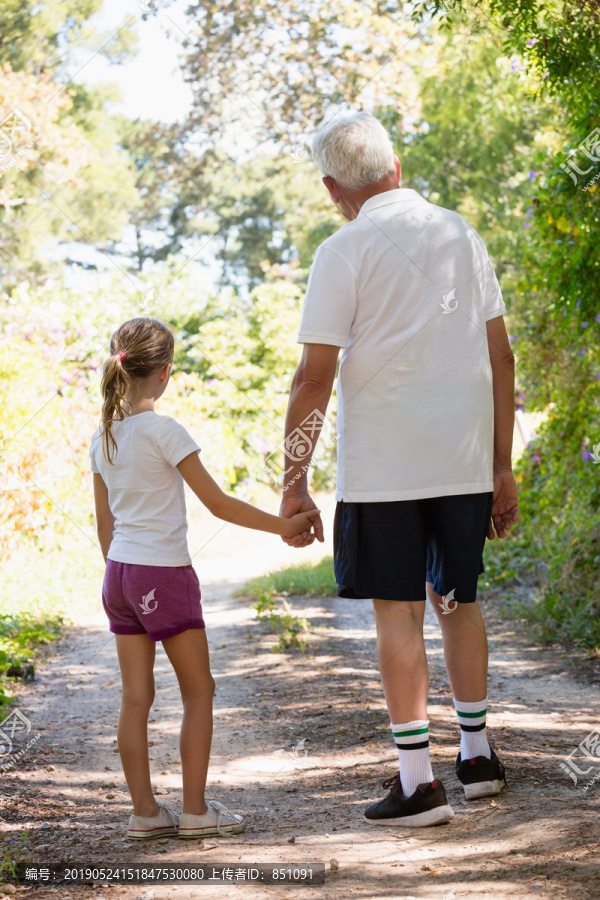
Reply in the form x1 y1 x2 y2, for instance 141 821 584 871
455 708 487 718
392 726 429 738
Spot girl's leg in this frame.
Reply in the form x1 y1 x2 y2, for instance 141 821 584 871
115 634 157 817
162 628 215 816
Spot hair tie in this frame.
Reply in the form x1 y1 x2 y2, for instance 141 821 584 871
118 351 127 361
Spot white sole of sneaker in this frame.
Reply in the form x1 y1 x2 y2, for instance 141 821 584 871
127 828 178 840
463 779 505 800
364 804 454 827
179 822 246 839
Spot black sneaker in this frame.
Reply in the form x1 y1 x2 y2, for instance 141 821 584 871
456 747 507 800
364 775 454 827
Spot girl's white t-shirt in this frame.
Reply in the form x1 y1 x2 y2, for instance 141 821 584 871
89 412 200 567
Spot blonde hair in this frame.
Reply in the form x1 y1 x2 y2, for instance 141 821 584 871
100 317 174 463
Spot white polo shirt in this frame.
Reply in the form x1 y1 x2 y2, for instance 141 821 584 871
297 188 506 503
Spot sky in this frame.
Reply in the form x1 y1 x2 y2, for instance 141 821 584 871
78 0 194 123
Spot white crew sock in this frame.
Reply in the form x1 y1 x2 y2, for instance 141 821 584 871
453 697 491 760
390 719 434 797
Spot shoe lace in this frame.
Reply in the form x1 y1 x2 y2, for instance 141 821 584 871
158 803 179 826
381 774 400 791
208 800 239 837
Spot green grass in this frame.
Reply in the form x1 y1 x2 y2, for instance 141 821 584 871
0 533 101 710
238 555 337 601
239 556 336 654
0 613 62 710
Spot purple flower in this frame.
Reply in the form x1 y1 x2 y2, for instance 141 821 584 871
256 436 269 455
510 57 520 70
532 454 541 463
581 451 592 462
596 314 600 324
582 321 588 328
524 222 531 229
207 377 219 387
527 38 537 47
562 308 567 316
559 432 564 437
576 299 581 307
508 334 515 343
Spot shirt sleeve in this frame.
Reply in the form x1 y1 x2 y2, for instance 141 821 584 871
89 431 100 474
469 228 506 321
155 417 200 467
297 244 358 348
480 256 506 321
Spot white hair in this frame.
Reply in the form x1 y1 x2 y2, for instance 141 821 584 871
310 112 396 191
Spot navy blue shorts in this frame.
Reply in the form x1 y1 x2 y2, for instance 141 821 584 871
333 492 493 603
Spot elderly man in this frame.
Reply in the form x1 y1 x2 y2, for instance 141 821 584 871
279 112 518 827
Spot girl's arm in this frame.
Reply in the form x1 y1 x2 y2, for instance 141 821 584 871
177 452 322 540
93 473 115 561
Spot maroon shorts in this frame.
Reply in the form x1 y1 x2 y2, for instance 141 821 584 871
102 560 205 642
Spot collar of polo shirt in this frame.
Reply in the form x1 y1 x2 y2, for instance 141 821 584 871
359 187 426 215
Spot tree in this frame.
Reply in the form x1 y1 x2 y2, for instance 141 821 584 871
0 0 139 283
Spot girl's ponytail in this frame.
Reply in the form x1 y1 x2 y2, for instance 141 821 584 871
100 352 131 463
99 318 174 464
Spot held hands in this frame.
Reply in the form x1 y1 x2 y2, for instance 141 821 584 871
280 493 325 548
488 469 519 540
284 508 322 542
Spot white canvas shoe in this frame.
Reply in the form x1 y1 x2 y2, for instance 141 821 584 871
179 800 246 839
127 803 179 840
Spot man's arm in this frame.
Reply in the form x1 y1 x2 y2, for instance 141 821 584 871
486 315 519 539
279 343 340 547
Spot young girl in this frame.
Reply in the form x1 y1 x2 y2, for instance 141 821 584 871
90 317 320 841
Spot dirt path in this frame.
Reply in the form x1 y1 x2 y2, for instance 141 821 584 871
2 527 600 899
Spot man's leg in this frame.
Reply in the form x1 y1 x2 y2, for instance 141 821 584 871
373 598 428 722
365 597 454 825
372 598 434 796
427 583 491 759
